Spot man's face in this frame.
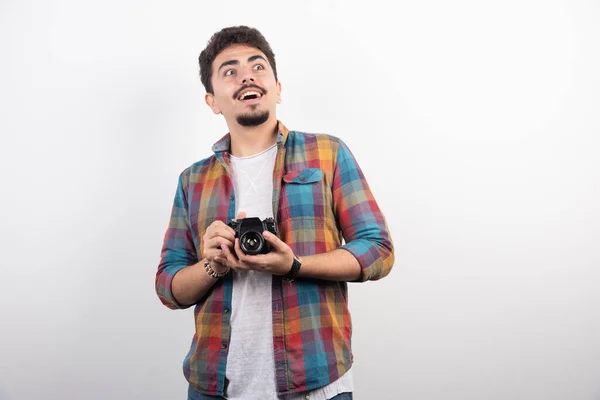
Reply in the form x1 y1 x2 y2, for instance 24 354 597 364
206 44 281 127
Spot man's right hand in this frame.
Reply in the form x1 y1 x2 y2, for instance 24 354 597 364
202 212 246 273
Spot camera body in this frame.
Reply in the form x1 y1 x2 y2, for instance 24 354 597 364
227 217 279 255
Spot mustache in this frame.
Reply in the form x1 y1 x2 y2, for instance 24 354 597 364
233 84 267 100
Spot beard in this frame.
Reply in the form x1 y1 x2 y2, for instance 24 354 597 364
236 109 270 127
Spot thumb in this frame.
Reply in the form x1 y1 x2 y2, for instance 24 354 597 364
235 211 246 220
263 230 286 251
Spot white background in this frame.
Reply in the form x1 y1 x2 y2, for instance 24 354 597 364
1 0 599 399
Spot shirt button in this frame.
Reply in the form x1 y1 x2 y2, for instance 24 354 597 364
305 395 310 399
230 195 235 201
224 308 229 313
221 343 228 349
299 176 306 182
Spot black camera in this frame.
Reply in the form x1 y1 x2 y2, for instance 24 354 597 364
227 217 279 255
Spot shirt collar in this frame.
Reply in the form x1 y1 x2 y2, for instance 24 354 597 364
211 120 290 154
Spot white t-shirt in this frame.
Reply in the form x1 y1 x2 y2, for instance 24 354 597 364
225 143 353 399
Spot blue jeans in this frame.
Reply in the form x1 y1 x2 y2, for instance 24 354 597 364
188 385 353 400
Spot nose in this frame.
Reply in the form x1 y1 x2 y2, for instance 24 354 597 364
239 65 256 85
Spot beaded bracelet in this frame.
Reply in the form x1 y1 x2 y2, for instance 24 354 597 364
204 259 230 279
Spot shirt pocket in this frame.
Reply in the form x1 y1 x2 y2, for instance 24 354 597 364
280 168 339 254
282 168 323 185
281 168 324 219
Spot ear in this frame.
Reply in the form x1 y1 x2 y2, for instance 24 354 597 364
205 93 221 114
276 81 282 104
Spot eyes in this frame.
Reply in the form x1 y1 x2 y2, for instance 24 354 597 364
224 63 265 77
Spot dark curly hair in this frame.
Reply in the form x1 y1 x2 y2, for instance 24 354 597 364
198 26 278 94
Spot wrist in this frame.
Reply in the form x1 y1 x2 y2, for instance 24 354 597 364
211 261 229 274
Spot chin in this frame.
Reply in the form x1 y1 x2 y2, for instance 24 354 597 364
236 109 270 127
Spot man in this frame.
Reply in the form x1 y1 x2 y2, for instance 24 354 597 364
156 26 394 400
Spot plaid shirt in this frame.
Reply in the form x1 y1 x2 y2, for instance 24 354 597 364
156 121 394 397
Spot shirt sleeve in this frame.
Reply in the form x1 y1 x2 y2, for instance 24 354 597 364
155 172 198 309
333 139 395 281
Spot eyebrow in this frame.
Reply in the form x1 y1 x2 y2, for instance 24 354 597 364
217 55 268 73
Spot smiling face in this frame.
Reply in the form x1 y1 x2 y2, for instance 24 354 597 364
205 44 281 127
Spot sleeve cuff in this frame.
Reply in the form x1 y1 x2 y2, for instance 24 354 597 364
339 239 384 282
156 263 190 309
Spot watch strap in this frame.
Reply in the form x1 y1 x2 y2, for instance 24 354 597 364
282 256 301 282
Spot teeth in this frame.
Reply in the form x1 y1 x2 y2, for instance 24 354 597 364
240 91 262 100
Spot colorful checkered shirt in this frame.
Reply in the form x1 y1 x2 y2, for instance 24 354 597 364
155 121 394 397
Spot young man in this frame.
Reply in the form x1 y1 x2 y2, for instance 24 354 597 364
156 26 394 400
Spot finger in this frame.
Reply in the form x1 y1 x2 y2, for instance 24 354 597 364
206 237 233 252
233 237 248 262
215 228 236 242
213 256 227 267
207 223 236 240
220 242 243 269
218 218 237 236
233 238 260 268
210 257 228 270
204 227 221 240
204 248 222 261
245 253 269 267
234 239 265 267
262 231 287 252
235 211 246 221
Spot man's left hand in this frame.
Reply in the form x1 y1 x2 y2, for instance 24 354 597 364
215 231 295 276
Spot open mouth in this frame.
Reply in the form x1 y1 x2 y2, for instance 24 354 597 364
238 90 263 101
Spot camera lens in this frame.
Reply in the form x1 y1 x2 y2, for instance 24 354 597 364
240 231 264 255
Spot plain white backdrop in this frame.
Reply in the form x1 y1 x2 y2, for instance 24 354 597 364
1 0 599 399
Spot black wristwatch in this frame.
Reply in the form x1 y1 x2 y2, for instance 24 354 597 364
282 255 302 282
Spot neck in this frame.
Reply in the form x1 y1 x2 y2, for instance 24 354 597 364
227 116 279 158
